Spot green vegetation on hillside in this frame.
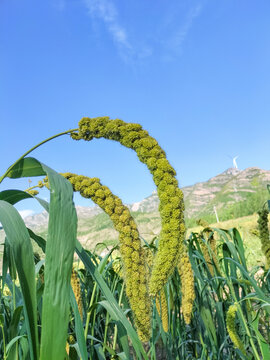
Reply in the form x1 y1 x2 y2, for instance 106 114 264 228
186 188 269 227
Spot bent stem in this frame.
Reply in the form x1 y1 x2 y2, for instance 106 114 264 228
0 128 78 184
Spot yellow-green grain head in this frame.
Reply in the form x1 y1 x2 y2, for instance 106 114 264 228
70 268 83 320
199 228 219 276
62 172 151 341
226 304 247 356
177 245 195 325
70 117 188 296
257 208 270 268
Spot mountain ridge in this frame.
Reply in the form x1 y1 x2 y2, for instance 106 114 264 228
23 166 270 224
129 166 270 216
1 166 269 251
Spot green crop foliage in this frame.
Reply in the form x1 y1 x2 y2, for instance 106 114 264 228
0 118 269 359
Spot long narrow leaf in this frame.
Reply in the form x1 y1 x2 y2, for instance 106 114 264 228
5 157 46 179
0 201 39 360
69 288 88 360
39 163 77 360
2 157 78 359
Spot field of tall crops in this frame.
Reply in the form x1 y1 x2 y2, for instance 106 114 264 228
0 117 269 360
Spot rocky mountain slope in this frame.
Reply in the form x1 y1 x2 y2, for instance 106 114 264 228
1 167 269 252
128 167 270 217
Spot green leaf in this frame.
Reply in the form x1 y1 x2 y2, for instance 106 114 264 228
0 201 39 360
94 344 106 360
39 163 77 360
114 321 130 359
2 238 10 290
6 239 17 281
7 306 23 360
69 288 88 360
199 305 217 347
5 157 46 178
0 190 32 205
27 228 46 253
6 335 26 356
19 336 29 360
3 157 78 360
117 352 128 360
251 314 270 359
230 228 247 269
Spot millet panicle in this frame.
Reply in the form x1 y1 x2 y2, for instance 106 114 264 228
62 172 151 341
177 245 195 325
257 208 270 268
226 304 247 356
71 116 187 296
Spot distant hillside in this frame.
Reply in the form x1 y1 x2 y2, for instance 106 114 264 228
129 167 270 218
0 167 269 252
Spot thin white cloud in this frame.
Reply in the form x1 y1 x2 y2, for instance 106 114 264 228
177 4 202 46
83 0 132 55
19 210 35 219
83 0 153 63
83 0 202 63
164 3 203 60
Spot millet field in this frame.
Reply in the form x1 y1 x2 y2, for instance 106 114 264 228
0 117 269 360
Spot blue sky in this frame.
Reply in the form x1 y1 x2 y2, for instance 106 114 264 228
1 0 270 216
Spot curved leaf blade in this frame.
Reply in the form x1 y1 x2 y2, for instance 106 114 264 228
0 190 33 205
0 201 39 360
39 163 77 360
5 157 46 179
